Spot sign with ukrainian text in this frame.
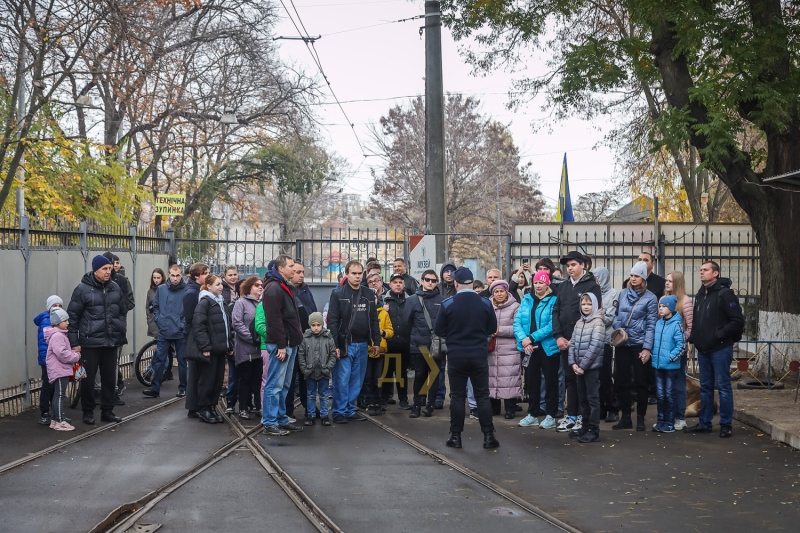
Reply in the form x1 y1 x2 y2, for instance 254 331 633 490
409 234 436 281
154 194 186 216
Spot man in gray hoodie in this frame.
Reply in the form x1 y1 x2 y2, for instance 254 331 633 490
593 267 619 422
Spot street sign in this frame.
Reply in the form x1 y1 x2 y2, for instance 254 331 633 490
409 234 436 280
154 194 186 216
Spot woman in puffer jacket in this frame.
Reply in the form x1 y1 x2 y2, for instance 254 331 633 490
487 280 522 419
567 293 606 443
611 262 659 432
232 276 264 420
193 275 234 425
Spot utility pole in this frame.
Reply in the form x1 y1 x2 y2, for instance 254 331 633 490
424 1 446 263
15 47 26 217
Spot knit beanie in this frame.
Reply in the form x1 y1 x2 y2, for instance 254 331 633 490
630 261 648 280
92 254 112 272
50 308 69 326
489 280 509 293
46 295 63 311
533 270 551 286
659 295 678 314
308 312 324 325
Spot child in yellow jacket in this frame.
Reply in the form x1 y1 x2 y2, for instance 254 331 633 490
364 286 393 415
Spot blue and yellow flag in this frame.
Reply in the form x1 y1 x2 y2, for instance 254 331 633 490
555 153 574 223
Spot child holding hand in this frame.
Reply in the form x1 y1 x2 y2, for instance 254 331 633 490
45 308 81 431
651 295 685 433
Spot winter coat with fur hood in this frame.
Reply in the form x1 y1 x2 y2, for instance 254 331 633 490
488 297 522 399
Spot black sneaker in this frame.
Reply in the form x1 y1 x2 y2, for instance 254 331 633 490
113 395 125 406
346 412 367 422
386 398 396 405
469 409 479 420
434 400 444 410
142 389 159 398
321 418 332 426
332 415 347 424
280 423 304 432
719 425 732 438
264 425 289 436
38 413 51 426
398 399 411 410
239 410 251 420
176 390 186 398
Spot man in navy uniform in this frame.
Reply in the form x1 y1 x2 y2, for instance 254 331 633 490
433 266 499 449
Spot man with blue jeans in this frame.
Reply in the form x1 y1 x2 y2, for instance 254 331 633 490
145 265 187 398
685 261 744 438
261 255 305 436
327 261 381 424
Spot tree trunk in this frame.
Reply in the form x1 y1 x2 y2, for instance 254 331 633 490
650 19 800 372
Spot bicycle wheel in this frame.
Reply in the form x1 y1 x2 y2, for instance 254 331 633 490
68 379 81 409
135 340 158 387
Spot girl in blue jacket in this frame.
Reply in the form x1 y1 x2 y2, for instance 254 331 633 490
651 295 686 433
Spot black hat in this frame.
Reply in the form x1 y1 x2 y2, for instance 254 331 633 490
452 266 474 284
389 273 404 282
559 251 586 265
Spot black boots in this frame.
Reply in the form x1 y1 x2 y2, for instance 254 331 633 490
446 432 462 448
483 432 500 449
422 404 434 417
636 415 646 432
612 414 632 430
578 429 600 443
409 404 421 418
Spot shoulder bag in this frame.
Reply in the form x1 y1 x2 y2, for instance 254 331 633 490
421 302 446 362
610 293 644 347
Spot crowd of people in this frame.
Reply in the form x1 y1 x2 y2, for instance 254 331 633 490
33 249 744 449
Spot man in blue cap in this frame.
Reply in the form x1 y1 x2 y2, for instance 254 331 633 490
434 266 500 449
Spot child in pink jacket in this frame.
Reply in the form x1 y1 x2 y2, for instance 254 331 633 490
45 308 81 431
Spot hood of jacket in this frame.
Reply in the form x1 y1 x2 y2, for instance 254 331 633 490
44 325 64 344
267 265 290 283
81 270 109 289
118 265 127 277
34 310 49 328
493 296 517 311
199 290 222 303
440 261 456 278
593 267 613 294
580 292 599 320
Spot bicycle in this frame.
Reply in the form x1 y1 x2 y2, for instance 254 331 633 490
134 339 175 387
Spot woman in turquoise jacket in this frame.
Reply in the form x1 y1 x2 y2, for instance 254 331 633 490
514 271 560 429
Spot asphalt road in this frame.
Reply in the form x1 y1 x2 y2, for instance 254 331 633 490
374 402 800 533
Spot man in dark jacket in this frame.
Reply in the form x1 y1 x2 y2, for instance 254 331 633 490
552 251 603 433
393 258 419 296
382 273 411 409
403 270 445 417
261 255 305 435
286 261 316 418
437 261 457 299
183 262 209 418
637 252 665 299
220 265 240 412
433 266 499 449
328 260 382 423
68 255 126 425
685 261 744 438
145 264 187 399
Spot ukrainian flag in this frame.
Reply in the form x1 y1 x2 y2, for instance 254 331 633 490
555 153 574 223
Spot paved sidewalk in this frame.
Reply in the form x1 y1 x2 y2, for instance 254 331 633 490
734 387 800 450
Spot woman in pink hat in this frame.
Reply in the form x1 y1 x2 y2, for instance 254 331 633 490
487 280 522 419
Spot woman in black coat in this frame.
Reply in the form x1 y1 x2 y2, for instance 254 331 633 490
192 274 234 424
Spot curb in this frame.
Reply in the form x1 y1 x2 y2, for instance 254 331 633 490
734 408 800 451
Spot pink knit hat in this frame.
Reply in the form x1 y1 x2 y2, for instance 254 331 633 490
489 280 509 293
533 270 551 286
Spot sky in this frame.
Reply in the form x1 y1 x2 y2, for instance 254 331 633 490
273 0 620 212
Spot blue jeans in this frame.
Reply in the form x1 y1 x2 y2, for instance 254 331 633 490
698 346 734 428
332 342 368 417
655 368 680 427
151 336 186 393
226 358 238 406
436 358 447 402
541 363 565 414
261 344 298 427
674 351 688 420
306 378 330 417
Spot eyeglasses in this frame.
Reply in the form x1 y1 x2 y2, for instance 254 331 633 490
254 283 263 287
422 277 437 283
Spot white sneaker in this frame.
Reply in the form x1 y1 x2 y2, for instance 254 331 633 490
556 417 576 432
519 414 539 427
572 418 582 432
674 419 687 430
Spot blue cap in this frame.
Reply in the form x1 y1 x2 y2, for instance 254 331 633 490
660 295 678 314
92 255 112 272
452 266 474 284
